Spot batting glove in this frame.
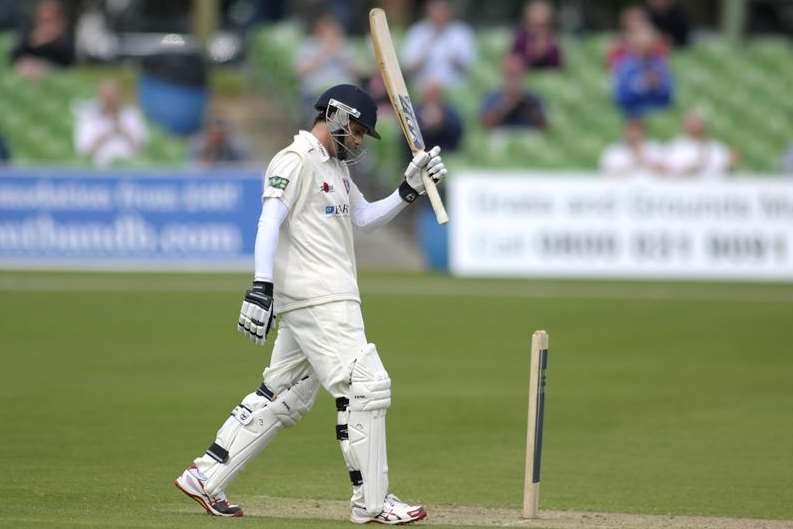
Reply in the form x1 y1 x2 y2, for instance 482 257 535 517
400 146 447 202
237 281 275 346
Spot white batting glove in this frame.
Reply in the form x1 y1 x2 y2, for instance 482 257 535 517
237 281 275 346
402 146 447 196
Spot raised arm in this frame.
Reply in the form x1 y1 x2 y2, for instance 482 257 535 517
350 147 448 232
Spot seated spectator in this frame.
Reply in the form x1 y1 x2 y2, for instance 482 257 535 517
645 0 690 48
402 0 476 89
190 116 249 166
74 80 148 167
10 0 75 80
511 1 563 70
600 119 664 176
613 27 673 118
416 82 464 154
664 110 737 178
607 4 668 71
295 13 358 108
480 54 547 130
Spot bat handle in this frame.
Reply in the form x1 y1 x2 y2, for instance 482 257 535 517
421 169 449 225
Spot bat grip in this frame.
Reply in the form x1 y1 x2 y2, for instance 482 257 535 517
421 169 449 225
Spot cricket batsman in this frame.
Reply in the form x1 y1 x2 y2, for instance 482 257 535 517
175 84 446 524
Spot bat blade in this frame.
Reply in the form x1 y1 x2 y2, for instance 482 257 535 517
369 8 448 224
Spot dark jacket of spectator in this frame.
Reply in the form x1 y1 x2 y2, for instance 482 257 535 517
646 0 690 48
0 133 10 164
511 1 562 69
613 29 673 118
480 55 547 129
10 0 74 69
415 83 464 153
190 118 248 166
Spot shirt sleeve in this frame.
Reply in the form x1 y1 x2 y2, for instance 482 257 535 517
454 25 477 70
401 24 426 70
350 180 408 232
254 197 289 282
123 107 148 146
262 151 302 209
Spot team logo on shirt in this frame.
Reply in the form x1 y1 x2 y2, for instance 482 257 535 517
320 182 335 193
268 176 289 190
342 178 350 195
324 204 350 217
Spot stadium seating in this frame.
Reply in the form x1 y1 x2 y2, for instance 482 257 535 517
0 32 185 166
1 27 791 173
252 24 793 180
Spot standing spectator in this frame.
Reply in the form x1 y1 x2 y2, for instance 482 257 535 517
190 116 249 166
511 0 563 70
480 55 547 130
402 0 476 89
599 119 665 177
415 81 464 154
664 110 737 178
74 80 148 167
607 4 669 70
645 0 690 48
782 144 793 174
10 0 75 80
295 13 358 109
0 131 10 164
613 27 674 118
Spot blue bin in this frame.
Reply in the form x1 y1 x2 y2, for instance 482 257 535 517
138 75 208 136
417 204 449 271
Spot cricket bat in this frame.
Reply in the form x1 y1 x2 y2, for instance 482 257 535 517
369 8 449 225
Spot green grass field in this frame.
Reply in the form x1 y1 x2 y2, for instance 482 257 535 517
1 271 792 529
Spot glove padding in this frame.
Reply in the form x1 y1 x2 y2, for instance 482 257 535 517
237 281 275 346
403 146 447 195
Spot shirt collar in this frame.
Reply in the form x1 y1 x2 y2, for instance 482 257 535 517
297 130 330 162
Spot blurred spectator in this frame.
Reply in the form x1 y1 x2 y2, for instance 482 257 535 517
645 0 690 48
664 110 737 177
511 1 563 70
613 27 673 118
190 116 249 166
607 4 668 70
0 0 20 30
600 119 664 176
783 144 793 174
366 73 393 117
415 82 464 154
0 132 10 164
74 80 148 167
402 0 476 89
295 13 358 107
10 0 75 80
480 55 547 130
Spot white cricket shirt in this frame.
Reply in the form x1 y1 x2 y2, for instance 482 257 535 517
262 130 360 313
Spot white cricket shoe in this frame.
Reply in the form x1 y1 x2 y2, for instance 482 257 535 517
350 493 427 525
174 464 243 517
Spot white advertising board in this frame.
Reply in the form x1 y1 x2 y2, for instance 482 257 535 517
449 173 793 280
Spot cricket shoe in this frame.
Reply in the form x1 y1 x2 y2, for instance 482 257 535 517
174 464 243 517
350 493 427 525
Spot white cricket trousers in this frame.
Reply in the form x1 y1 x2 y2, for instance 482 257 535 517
262 300 370 398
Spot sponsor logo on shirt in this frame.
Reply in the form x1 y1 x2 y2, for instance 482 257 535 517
268 176 289 190
324 204 350 217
